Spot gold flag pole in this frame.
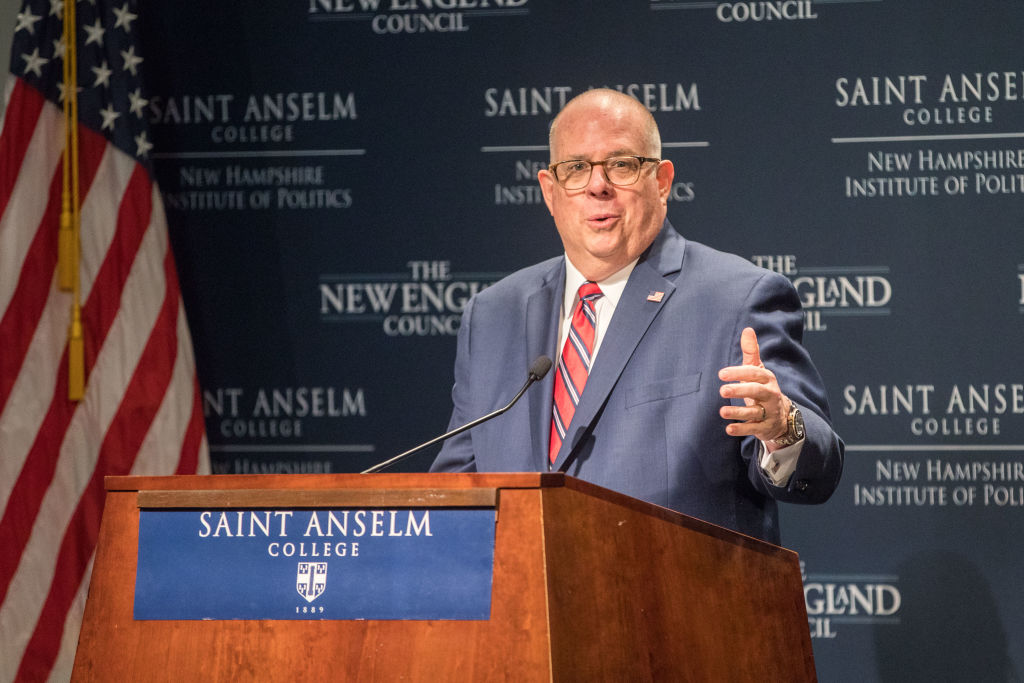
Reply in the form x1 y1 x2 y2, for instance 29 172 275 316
64 0 84 401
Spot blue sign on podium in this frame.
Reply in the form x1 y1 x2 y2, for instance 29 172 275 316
134 507 496 620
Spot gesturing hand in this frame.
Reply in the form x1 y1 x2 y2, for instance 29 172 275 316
718 327 790 448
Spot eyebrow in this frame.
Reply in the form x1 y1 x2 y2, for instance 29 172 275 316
558 149 636 161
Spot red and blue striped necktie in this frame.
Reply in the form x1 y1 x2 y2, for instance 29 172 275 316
550 282 603 464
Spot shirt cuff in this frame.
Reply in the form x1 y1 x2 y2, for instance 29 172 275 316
758 438 804 487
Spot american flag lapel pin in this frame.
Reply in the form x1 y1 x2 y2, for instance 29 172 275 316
646 291 664 303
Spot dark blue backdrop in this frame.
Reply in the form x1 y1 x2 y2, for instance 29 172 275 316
138 2 1024 679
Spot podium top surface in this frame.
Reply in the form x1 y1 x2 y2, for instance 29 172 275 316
105 472 560 493
105 472 791 557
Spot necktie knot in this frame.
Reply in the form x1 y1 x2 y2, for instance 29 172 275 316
578 281 603 303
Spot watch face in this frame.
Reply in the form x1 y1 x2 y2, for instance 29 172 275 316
771 405 804 447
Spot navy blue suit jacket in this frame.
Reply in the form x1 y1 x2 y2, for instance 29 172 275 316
430 220 843 543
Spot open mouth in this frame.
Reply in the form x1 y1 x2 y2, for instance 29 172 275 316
588 213 618 225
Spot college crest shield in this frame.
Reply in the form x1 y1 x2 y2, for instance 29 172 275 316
296 562 328 603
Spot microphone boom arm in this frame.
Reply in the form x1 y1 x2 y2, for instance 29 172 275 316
361 356 552 474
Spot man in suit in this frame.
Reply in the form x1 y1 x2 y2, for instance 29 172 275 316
430 88 843 544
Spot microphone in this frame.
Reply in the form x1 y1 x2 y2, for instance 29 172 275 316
361 356 552 474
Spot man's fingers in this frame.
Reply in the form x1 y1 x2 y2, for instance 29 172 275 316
718 365 771 383
720 381 774 403
719 327 787 441
740 326 761 367
719 403 767 422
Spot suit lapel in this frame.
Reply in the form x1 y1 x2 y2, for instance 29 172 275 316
552 221 687 470
525 260 564 471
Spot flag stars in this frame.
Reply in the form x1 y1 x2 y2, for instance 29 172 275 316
91 60 112 88
21 48 49 78
128 87 148 118
134 131 153 158
99 103 120 131
15 7 42 35
113 4 137 32
15 0 156 163
83 17 105 46
120 45 143 76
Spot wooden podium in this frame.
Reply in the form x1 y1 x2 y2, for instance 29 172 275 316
72 473 816 681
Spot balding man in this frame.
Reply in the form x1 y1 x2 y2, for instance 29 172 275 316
430 88 843 543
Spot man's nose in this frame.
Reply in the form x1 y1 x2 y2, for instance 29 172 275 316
586 163 613 195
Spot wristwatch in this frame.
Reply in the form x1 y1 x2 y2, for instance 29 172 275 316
770 401 805 448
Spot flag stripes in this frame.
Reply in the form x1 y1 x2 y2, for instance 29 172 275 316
0 1 209 678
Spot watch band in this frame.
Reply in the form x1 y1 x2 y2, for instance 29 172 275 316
771 401 804 448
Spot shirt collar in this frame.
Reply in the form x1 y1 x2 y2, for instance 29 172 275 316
562 256 637 314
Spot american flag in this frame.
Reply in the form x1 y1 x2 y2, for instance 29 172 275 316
0 1 208 680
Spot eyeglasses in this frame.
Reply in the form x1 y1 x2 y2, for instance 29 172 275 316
549 155 661 190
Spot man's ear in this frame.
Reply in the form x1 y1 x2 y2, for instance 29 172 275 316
538 169 557 216
656 159 675 202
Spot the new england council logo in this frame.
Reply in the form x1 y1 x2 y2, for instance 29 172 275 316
297 561 328 602
319 260 504 336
